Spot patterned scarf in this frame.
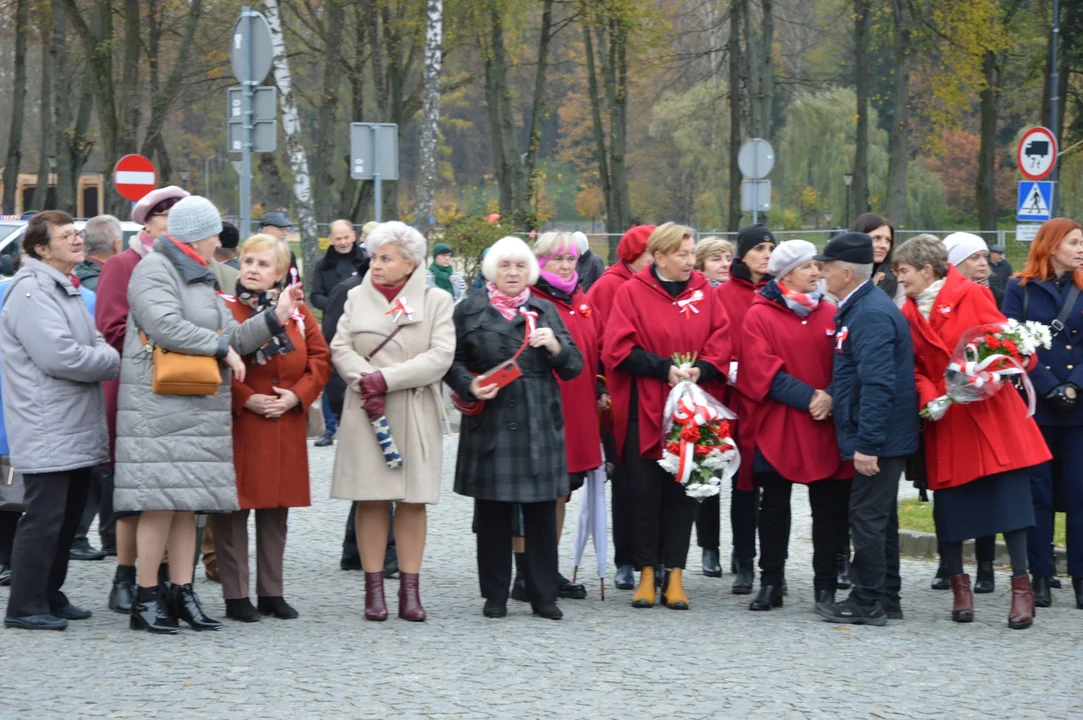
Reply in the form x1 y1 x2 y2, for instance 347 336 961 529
235 280 296 364
778 280 822 318
486 281 531 320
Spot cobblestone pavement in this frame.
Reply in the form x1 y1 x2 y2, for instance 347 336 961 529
3 436 1082 719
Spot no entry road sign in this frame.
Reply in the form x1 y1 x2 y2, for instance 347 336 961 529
112 154 158 202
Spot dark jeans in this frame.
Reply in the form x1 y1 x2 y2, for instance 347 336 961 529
321 393 338 436
848 457 904 605
695 494 720 551
731 478 759 561
475 499 558 604
74 465 114 549
625 420 696 569
342 501 396 561
1029 424 1083 577
0 510 19 565
6 468 92 618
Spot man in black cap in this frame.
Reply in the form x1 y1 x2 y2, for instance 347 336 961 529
259 210 302 281
987 243 1013 304
814 232 919 625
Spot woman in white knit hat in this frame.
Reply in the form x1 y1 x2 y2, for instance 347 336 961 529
737 240 853 612
114 196 304 634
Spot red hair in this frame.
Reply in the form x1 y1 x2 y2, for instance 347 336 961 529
1015 218 1083 289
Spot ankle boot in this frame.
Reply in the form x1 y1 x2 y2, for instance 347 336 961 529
663 568 689 610
1031 575 1052 607
170 583 223 631
365 571 388 621
749 584 783 611
631 566 656 608
398 573 427 622
1009 574 1034 630
108 565 136 614
225 597 261 622
731 558 754 595
974 561 995 594
836 553 852 590
949 574 974 623
129 585 178 634
1072 576 1083 609
1050 550 1062 588
257 596 299 619
931 561 950 590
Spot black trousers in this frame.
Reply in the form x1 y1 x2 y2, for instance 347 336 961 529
0 510 19 565
757 473 852 591
625 420 696 569
74 465 114 548
848 457 904 605
5 468 92 618
606 430 635 568
731 478 759 560
475 499 558 604
695 495 720 551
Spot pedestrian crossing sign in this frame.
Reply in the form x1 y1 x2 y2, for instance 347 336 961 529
1017 181 1053 222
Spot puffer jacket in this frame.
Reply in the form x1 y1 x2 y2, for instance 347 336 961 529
0 258 120 473
113 237 279 513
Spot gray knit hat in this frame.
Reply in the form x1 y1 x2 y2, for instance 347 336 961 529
767 240 818 280
167 196 223 244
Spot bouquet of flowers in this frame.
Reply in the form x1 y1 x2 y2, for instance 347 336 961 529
657 353 740 500
922 319 1052 421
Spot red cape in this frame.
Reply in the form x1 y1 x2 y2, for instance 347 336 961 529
741 293 851 483
902 266 1050 490
587 262 634 331
533 285 603 473
602 267 731 460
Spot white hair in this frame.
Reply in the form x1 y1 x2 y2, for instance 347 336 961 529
837 261 873 281
532 231 577 260
482 235 540 284
365 221 426 265
83 214 122 256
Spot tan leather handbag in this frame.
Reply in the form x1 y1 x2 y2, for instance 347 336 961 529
140 331 223 396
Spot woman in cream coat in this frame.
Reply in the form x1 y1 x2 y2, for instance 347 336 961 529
330 221 455 623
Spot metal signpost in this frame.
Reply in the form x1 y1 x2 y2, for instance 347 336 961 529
738 138 775 224
229 7 275 238
350 123 400 222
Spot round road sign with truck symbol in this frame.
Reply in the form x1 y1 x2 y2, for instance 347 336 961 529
1017 127 1057 181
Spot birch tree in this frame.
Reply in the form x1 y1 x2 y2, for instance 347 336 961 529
2 0 28 214
414 0 444 235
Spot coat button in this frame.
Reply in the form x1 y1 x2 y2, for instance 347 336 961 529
1047 365 1052 370
1069 365 1075 370
272 376 280 384
509 400 516 408
1067 345 1073 350
509 422 518 430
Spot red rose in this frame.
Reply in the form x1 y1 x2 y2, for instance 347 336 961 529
717 421 731 437
985 336 1001 350
680 425 701 442
1002 339 1019 355
694 444 711 457
666 442 681 455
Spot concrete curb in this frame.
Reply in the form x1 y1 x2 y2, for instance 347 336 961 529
899 528 1068 565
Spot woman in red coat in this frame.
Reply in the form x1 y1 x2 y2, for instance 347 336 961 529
215 234 332 622
604 223 731 610
739 241 852 612
894 234 1050 629
532 231 603 599
715 224 776 594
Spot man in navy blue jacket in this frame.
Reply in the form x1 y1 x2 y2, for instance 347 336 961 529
814 232 919 625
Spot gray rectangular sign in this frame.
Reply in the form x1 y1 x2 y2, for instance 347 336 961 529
741 179 771 212
350 123 399 180
228 121 276 153
227 86 277 153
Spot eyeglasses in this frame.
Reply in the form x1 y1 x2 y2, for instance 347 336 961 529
54 229 86 244
149 213 169 219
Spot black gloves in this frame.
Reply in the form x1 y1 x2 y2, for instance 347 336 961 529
1045 383 1079 413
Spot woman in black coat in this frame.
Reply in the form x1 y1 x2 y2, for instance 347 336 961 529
852 213 900 305
446 236 583 621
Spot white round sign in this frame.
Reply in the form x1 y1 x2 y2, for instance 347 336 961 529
738 138 775 179
1016 127 1057 181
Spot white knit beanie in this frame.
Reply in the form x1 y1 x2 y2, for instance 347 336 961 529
167 196 223 244
573 231 590 255
943 232 988 267
767 240 817 281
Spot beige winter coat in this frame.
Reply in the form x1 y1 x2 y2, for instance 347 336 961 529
330 267 455 504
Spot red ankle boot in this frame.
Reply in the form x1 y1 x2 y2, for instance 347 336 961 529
949 574 974 623
398 572 427 622
364 571 388 621
1009 574 1034 630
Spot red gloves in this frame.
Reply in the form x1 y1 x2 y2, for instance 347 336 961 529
362 393 386 421
360 371 388 420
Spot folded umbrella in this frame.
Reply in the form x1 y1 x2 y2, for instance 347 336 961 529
572 445 608 599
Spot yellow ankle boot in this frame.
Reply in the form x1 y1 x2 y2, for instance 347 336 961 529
631 566 656 608
663 568 689 610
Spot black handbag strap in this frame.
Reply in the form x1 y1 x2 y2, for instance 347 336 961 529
1022 284 1029 321
1051 284 1080 338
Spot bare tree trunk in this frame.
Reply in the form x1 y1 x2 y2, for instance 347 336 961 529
3 0 29 214
885 0 911 225
727 0 742 231
30 28 54 212
52 0 76 214
414 0 443 234
522 0 554 214
977 50 999 231
117 0 142 156
482 1 523 220
852 0 870 225
313 0 346 223
582 24 614 251
264 0 319 291
600 20 631 233
139 0 204 159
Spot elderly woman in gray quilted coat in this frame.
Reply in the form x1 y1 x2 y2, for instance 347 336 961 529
114 197 302 635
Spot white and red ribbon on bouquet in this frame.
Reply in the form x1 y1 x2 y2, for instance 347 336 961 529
386 298 414 324
671 395 721 485
676 289 704 320
949 342 1037 418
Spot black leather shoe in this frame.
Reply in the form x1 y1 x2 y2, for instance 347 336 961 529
781 576 788 596
314 431 336 447
614 565 635 590
511 572 529 602
1050 575 1062 589
1051 551 1062 588
171 583 223 631
883 597 904 620
1031 575 1052 607
836 553 852 589
101 542 117 557
483 598 507 618
53 601 92 620
130 585 178 634
4 613 67 631
974 561 995 594
532 601 563 620
731 558 754 595
225 598 262 623
815 597 887 626
931 564 950 590
814 589 835 605
557 574 587 600
69 538 106 561
749 585 783 611
257 596 299 619
109 565 136 614
340 554 362 571
0 562 10 587
702 549 722 578
1072 576 1083 609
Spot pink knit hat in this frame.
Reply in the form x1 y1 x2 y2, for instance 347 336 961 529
131 185 190 225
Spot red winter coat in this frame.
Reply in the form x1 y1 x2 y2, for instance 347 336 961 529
533 284 603 473
740 291 851 483
95 248 143 465
587 262 634 333
715 277 769 490
902 266 1051 491
603 267 731 460
229 302 332 508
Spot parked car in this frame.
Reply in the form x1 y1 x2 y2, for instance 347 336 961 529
0 218 142 268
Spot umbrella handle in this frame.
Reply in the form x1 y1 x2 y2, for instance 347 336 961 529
600 578 605 601
572 566 579 584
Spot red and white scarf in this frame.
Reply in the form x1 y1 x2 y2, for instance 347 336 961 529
779 281 821 318
486 282 531 320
